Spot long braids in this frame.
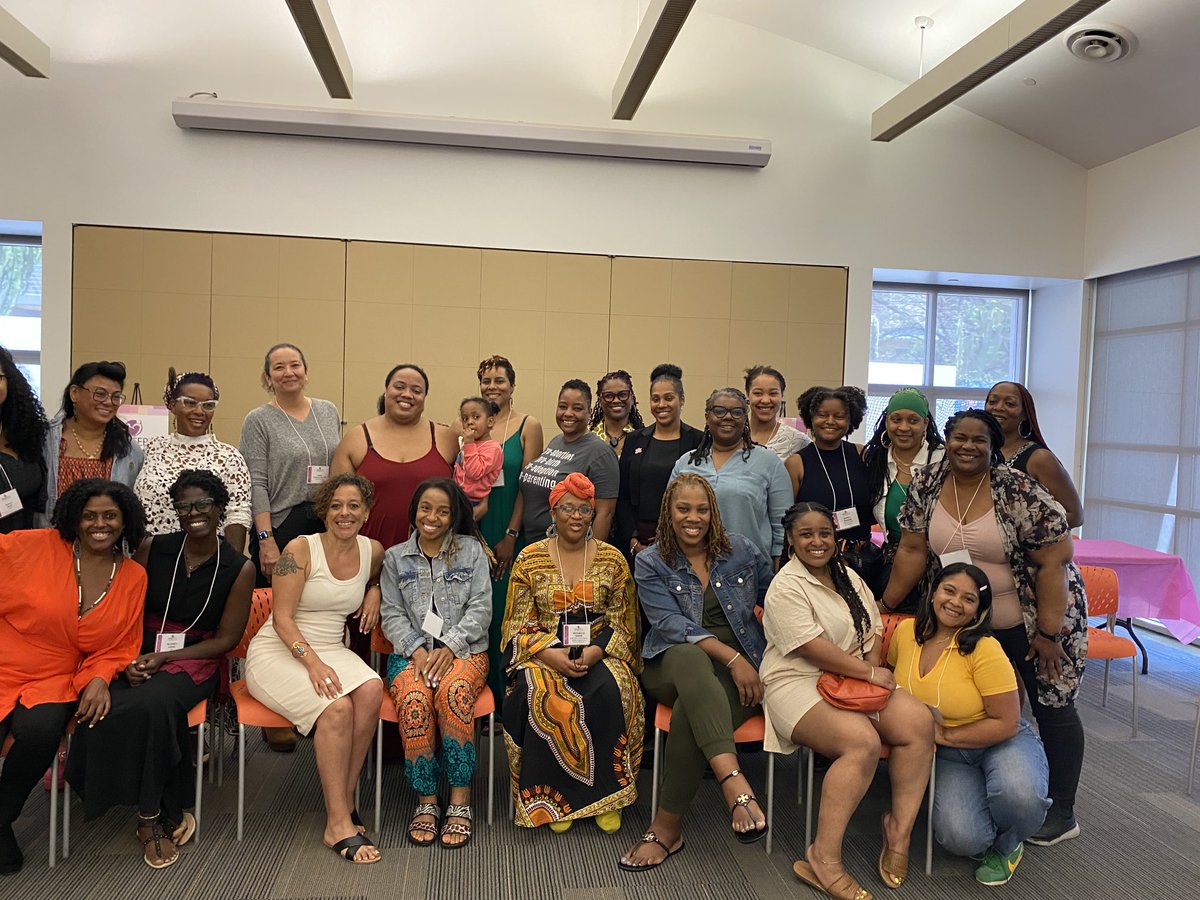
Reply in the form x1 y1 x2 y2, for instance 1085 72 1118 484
782 502 872 644
588 370 644 431
862 404 944 507
688 388 754 464
654 473 732 568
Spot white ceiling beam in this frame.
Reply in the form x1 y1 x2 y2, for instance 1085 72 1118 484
284 0 352 98
612 0 697 120
871 0 1111 142
0 4 49 78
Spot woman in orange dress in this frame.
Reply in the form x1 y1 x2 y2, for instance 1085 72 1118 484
0 479 147 876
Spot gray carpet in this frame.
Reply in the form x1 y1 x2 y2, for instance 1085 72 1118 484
6 630 1200 899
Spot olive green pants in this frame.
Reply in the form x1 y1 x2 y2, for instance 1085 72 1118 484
642 642 759 814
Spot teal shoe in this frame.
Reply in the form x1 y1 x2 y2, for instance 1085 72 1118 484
975 844 1023 886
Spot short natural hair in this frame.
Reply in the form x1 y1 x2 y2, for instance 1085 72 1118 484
168 469 230 509
312 473 376 518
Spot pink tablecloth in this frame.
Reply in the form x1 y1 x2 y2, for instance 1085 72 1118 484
1074 538 1200 644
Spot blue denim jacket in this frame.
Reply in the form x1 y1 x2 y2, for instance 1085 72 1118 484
636 533 773 665
380 533 493 658
37 414 144 527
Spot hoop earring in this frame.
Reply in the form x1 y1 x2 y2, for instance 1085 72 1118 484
880 432 892 448
586 525 594 541
1018 420 1033 439
546 523 557 538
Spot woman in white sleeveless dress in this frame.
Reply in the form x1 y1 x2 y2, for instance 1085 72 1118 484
246 474 385 864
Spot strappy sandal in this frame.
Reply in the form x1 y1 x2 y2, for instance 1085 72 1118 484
137 815 179 870
878 814 908 888
350 808 367 836
165 812 196 847
407 802 441 847
618 831 685 872
440 804 473 850
326 833 380 864
719 768 768 845
793 845 872 900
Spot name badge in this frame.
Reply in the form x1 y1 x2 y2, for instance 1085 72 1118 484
155 632 186 653
0 489 22 517
422 609 444 639
493 470 505 488
832 507 860 531
939 549 973 568
562 623 591 647
306 465 329 485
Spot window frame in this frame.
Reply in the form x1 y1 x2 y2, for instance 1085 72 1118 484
0 233 43 373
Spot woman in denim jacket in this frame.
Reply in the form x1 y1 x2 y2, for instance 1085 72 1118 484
619 473 774 872
380 477 493 849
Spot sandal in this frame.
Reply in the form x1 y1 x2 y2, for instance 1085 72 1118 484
878 814 908 888
326 833 380 864
793 845 872 900
350 808 367 836
165 812 196 847
407 802 441 847
618 831 685 872
719 768 768 845
440 804 473 850
137 815 179 870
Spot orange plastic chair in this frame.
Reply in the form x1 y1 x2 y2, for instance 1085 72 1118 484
369 629 497 833
1080 565 1139 736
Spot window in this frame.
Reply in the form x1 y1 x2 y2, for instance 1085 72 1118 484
868 284 1028 433
0 233 43 397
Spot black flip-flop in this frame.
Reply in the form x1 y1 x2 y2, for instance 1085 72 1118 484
618 831 685 872
327 833 380 864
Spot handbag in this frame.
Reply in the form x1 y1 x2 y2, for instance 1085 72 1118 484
816 639 891 713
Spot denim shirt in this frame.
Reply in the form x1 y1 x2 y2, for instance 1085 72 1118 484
380 533 493 658
37 414 145 527
636 533 773 665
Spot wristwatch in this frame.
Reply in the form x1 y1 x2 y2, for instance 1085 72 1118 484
257 530 273 542
505 528 520 539
1037 628 1061 643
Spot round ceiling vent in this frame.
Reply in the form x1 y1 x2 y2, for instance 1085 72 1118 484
1064 24 1137 63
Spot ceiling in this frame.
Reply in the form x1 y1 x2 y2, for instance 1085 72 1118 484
2 0 1198 168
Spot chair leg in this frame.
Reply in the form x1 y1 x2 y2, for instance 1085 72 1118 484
374 721 383 837
650 727 662 819
49 745 58 868
1189 702 1200 795
1102 659 1111 707
62 734 70 861
805 748 814 849
217 712 224 787
237 724 245 841
925 756 935 876
487 712 495 826
194 722 204 843
765 753 774 855
1131 661 1139 738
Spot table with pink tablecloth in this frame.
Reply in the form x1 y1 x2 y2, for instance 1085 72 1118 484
1074 538 1200 645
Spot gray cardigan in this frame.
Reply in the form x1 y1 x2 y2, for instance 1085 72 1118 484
238 399 341 527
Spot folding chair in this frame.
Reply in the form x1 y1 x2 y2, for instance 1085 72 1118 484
1079 565 1139 736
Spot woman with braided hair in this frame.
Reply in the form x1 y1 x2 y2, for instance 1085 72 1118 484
669 388 791 565
762 502 933 899
134 368 252 549
589 369 644 455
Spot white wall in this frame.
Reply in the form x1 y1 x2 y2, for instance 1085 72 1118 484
0 5 1088 404
1027 280 1089 484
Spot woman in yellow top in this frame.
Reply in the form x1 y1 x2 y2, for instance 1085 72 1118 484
888 563 1050 887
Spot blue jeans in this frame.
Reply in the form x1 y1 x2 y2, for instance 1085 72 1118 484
933 721 1051 857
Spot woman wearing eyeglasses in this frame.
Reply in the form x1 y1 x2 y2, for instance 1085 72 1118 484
38 361 144 527
135 369 253 550
589 370 644 456
669 388 792 566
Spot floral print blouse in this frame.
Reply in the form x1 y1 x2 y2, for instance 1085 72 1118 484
133 433 253 536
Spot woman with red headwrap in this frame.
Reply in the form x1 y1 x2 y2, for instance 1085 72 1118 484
501 473 643 834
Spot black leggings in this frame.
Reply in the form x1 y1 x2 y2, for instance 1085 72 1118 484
993 624 1085 815
0 702 74 826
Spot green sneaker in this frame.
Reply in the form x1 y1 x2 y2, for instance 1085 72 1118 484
975 844 1023 886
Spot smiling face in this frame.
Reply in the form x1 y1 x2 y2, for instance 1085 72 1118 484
323 484 369 538
932 572 983 632
984 382 1023 437
71 375 123 427
945 417 994 478
670 483 711 554
788 510 835 573
414 486 452 546
384 367 427 424
599 377 632 423
748 374 784 425
705 393 748 450
556 388 590 438
810 397 849 448
171 382 217 437
551 491 593 543
885 410 926 452
173 485 222 540
479 365 513 410
649 378 682 428
266 347 308 396
78 494 124 554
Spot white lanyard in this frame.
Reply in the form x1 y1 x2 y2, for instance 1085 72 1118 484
555 537 593 646
815 442 855 512
275 402 330 468
908 631 960 715
158 537 221 637
939 475 987 557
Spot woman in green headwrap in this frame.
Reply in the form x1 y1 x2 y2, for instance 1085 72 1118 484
861 388 944 610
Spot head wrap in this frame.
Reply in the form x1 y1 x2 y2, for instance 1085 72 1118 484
549 472 595 509
885 388 930 419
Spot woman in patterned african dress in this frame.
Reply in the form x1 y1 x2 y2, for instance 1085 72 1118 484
501 472 643 834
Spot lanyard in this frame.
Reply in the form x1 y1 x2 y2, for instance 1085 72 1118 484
815 442 855 511
158 536 221 637
275 402 330 468
907 631 961 712
555 537 592 627
74 544 118 618
938 475 987 556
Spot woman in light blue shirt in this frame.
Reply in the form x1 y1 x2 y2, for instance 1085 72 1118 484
670 388 792 565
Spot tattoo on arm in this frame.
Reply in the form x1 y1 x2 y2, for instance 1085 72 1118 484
275 551 299 576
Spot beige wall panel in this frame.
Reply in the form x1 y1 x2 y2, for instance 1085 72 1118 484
547 253 610 313
610 256 670 317
141 352 209 399
502 367 546 435
480 308 546 371
212 234 280 297
279 237 345 302
141 292 211 353
686 373 738 414
786 323 846 391
71 288 142 363
420 365 485 425
412 305 480 368
342 360 387 427
277 299 344 362
728 319 789 384
790 266 848 325
346 241 415 304
731 263 791 323
208 356 270 433
211 296 278 359
671 260 731 320
73 226 144 292
413 246 482 309
209 417 244 445
609 315 670 375
345 301 413 363
301 366 345 420
543 312 608 374
482 250 548 312
143 230 212 295
669 318 729 378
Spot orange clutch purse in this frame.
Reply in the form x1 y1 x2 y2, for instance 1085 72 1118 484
816 672 892 713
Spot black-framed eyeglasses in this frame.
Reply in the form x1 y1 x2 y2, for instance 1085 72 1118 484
172 498 216 514
84 388 126 406
555 504 594 519
175 397 219 413
600 390 632 403
707 405 747 420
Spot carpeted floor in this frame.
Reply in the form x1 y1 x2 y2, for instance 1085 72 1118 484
5 629 1200 899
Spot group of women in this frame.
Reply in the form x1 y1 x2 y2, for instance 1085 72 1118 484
0 341 1089 893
